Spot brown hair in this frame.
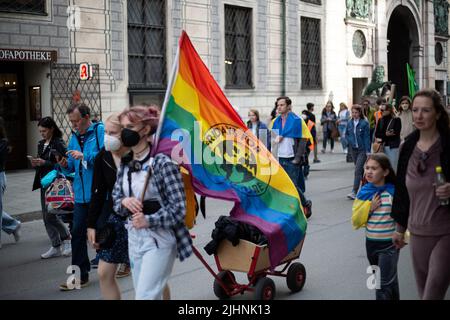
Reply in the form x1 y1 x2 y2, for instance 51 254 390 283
398 96 412 114
276 96 292 106
351 104 365 119
248 109 260 122
412 89 450 135
366 153 397 185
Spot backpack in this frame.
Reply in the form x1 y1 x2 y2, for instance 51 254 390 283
45 174 75 211
180 167 198 229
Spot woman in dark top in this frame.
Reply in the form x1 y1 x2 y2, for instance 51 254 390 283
0 117 21 248
374 103 401 171
87 113 130 300
31 117 71 258
392 89 450 300
320 101 338 153
247 109 271 150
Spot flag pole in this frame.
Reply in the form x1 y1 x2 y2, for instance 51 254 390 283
152 32 182 153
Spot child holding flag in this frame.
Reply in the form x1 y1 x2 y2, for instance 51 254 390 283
352 153 399 300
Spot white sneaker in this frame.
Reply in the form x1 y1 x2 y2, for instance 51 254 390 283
41 246 62 259
62 240 72 257
347 192 356 200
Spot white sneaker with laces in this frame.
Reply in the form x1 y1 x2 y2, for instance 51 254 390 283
62 240 72 257
41 246 62 259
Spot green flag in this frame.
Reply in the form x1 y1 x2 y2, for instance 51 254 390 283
406 63 419 98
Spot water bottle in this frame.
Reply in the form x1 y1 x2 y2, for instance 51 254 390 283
435 166 449 206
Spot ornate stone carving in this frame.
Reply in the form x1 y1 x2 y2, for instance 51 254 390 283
346 0 372 20
434 0 449 36
363 66 391 98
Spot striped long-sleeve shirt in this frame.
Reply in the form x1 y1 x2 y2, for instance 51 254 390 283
366 190 395 241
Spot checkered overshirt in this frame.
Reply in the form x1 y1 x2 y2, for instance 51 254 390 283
112 153 193 261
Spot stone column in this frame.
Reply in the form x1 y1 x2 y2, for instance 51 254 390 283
424 0 436 88
375 0 388 79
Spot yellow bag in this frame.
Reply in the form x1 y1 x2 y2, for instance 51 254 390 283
180 167 198 229
351 199 371 230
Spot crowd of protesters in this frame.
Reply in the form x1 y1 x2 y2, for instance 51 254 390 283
1 88 449 300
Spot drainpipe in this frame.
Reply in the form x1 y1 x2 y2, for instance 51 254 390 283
281 0 286 96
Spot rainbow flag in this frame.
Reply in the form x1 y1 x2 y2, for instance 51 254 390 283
154 31 307 268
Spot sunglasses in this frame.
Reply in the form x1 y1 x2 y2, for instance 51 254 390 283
417 152 429 174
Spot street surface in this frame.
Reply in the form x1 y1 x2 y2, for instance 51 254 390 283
1 153 448 300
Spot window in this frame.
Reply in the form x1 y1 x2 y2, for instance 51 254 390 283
435 42 443 65
352 30 366 58
127 0 166 91
0 0 46 15
225 5 253 89
301 17 322 89
301 0 322 5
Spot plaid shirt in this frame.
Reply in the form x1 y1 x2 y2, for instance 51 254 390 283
112 153 193 261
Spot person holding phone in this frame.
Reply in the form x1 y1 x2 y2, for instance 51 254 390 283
374 103 402 172
31 117 72 259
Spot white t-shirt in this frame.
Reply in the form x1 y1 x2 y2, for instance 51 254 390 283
278 137 295 158
122 154 176 248
353 119 359 148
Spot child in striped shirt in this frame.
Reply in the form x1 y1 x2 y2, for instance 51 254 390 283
357 153 399 300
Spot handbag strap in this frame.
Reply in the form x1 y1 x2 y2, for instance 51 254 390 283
140 157 154 203
386 118 394 132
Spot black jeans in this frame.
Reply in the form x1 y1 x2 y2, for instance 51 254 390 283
366 240 400 300
71 203 90 281
322 131 334 150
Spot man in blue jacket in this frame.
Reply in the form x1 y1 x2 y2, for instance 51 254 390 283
57 103 104 290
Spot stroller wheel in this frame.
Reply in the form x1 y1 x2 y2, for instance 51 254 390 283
254 277 276 300
286 262 306 292
213 271 235 300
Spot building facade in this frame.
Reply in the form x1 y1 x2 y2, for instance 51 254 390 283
0 0 448 170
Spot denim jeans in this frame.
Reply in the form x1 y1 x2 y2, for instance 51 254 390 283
338 125 348 151
349 146 367 194
40 188 70 248
383 146 399 173
366 240 400 300
279 157 308 205
71 203 90 281
126 223 177 300
1 172 20 242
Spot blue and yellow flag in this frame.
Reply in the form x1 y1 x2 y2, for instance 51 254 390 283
271 112 313 144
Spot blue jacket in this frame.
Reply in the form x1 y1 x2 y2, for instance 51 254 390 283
345 118 371 153
63 122 104 204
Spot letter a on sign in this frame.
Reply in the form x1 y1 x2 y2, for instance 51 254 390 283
79 62 92 80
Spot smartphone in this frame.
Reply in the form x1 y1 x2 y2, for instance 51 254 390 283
26 155 34 161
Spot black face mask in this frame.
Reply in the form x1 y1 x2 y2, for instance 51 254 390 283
121 128 141 147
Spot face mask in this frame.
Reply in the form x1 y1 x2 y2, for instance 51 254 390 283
104 134 122 152
121 128 142 147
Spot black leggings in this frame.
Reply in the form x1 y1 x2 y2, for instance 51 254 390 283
323 131 334 150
